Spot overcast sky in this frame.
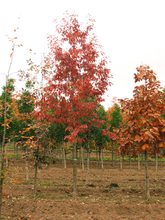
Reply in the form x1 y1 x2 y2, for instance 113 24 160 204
0 0 165 109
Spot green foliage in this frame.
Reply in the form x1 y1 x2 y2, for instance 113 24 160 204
12 81 35 145
90 104 109 147
47 123 66 144
109 104 122 131
0 78 15 143
17 90 34 114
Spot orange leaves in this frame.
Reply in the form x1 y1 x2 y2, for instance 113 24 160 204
134 65 157 83
158 142 165 149
134 135 142 142
106 105 115 121
118 65 165 155
144 131 154 140
161 127 165 133
141 144 150 151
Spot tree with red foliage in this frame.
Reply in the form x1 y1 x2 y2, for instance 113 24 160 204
37 14 111 196
118 65 165 199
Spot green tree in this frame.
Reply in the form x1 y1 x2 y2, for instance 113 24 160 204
107 103 122 166
0 79 15 143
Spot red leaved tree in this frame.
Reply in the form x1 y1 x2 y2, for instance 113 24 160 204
118 65 165 199
37 14 111 196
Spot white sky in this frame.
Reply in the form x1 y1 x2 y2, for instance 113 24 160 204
0 0 165 109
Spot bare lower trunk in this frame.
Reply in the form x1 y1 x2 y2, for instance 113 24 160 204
34 156 38 196
72 144 77 197
5 144 9 168
87 148 90 170
34 147 39 196
96 148 99 167
0 39 15 218
63 148 67 169
137 154 141 170
0 120 7 217
100 148 104 169
0 145 5 218
81 147 85 170
25 149 29 181
85 146 90 185
144 151 150 200
155 152 158 173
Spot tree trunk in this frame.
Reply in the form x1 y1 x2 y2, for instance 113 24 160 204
0 40 15 218
0 104 7 217
96 147 99 167
144 151 150 200
98 147 101 168
155 152 158 173
34 159 38 196
100 148 104 169
63 148 67 169
87 147 90 170
0 142 5 218
81 146 85 170
25 148 29 181
5 144 9 168
72 143 77 197
34 148 39 196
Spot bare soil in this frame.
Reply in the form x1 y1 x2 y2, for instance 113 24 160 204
2 160 165 219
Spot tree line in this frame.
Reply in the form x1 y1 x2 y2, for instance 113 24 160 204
0 13 165 217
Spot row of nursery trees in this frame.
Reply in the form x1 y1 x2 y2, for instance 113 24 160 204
0 13 165 215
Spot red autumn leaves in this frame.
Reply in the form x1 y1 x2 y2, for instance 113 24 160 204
36 14 110 143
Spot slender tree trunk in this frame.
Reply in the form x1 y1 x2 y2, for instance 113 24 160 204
0 84 8 217
0 41 15 218
100 148 104 169
0 136 6 217
63 147 67 169
4 143 9 168
81 146 85 170
72 143 77 197
144 151 150 200
25 148 29 181
98 147 101 168
34 158 38 196
155 152 158 173
34 147 39 196
96 147 99 167
87 147 90 170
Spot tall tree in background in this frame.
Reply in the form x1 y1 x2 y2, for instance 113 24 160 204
118 65 165 199
107 103 122 166
37 13 111 196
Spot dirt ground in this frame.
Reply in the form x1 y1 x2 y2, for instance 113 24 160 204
2 160 165 220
